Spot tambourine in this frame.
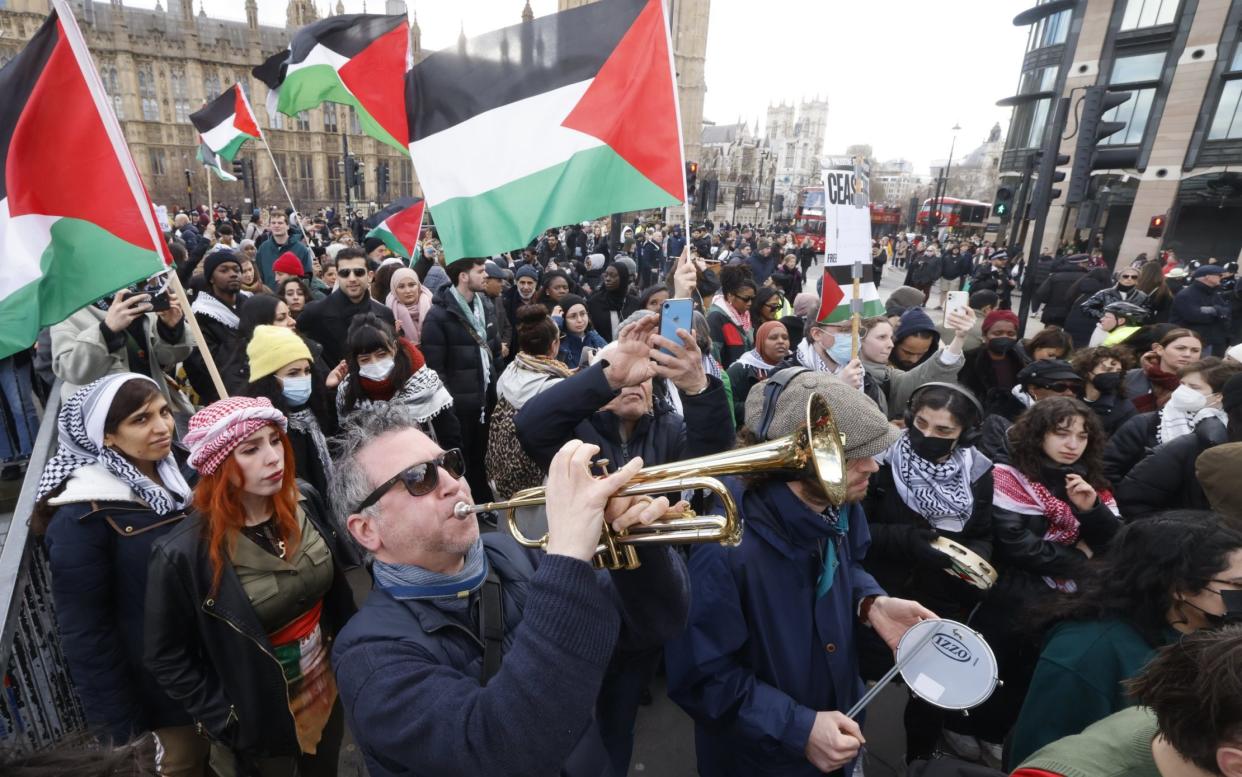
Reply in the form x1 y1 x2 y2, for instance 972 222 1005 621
848 618 1000 718
932 537 998 591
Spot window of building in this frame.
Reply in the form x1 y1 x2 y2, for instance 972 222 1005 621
324 106 338 133
1027 3 1070 52
101 65 124 120
271 109 285 130
327 154 342 201
349 107 361 135
149 148 166 177
1120 0 1179 31
1009 97 1052 150
296 111 311 131
1208 42 1242 140
1100 50 1165 146
205 72 221 101
170 67 191 123
137 64 159 122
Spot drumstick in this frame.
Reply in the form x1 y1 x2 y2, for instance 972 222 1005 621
846 623 940 720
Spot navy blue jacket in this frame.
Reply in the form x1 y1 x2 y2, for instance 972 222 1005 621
665 479 886 777
43 464 192 742
515 361 735 471
1170 280 1231 351
332 533 690 777
746 252 779 286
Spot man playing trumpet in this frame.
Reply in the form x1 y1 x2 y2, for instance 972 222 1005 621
329 404 690 777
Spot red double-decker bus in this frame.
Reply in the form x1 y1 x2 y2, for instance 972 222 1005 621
793 187 826 252
916 197 991 235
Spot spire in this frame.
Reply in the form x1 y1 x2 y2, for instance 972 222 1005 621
335 0 344 13
521 0 533 22
198 0 206 17
410 9 421 53
457 21 467 52
155 0 163 10
245 0 258 28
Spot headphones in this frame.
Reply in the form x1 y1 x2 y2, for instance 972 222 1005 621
755 366 811 440
904 382 985 448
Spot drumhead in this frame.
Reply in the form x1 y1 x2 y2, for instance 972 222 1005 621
896 619 999 710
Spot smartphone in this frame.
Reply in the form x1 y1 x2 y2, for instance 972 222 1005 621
944 290 968 325
143 276 171 311
660 298 694 355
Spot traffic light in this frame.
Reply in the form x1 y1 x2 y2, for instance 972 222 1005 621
231 160 246 181
345 157 361 190
1147 213 1166 238
1066 86 1134 205
992 186 1014 218
377 162 391 196
1029 151 1069 216
685 161 698 198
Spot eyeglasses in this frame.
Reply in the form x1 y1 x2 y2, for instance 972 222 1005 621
355 449 466 512
1119 274 1138 280
764 303 782 312
339 267 368 278
736 295 755 303
1038 381 1083 394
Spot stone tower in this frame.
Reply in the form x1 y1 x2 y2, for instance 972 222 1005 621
287 0 319 28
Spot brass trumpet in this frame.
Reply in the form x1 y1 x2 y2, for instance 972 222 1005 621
453 392 847 569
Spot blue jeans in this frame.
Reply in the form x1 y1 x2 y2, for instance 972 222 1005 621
0 356 39 462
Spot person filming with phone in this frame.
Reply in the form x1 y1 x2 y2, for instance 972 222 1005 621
51 274 193 407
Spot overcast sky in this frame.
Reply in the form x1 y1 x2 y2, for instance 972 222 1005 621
127 0 1030 173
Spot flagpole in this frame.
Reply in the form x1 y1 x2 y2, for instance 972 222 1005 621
850 260 862 360
205 167 213 214
238 86 300 220
659 0 692 236
53 0 229 400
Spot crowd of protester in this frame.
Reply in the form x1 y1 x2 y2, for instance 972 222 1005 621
4 202 1242 777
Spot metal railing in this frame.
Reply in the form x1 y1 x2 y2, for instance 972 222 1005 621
0 383 86 749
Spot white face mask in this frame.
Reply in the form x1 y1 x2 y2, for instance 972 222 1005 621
1168 384 1208 413
358 357 395 382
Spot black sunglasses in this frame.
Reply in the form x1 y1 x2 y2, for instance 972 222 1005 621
356 449 466 512
339 267 368 278
1038 381 1083 394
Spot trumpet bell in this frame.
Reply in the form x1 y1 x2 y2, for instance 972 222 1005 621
805 393 848 507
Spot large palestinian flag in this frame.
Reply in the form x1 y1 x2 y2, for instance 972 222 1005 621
254 14 409 153
190 84 260 163
365 196 424 259
407 0 686 261
815 264 883 325
0 8 167 359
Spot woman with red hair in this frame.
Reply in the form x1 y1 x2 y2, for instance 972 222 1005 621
144 396 356 777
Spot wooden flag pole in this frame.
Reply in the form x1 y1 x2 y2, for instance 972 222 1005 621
205 167 213 213
167 272 229 400
850 260 863 361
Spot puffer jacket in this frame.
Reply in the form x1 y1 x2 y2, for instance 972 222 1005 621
1102 412 1158 485
1062 270 1113 348
1117 417 1228 518
515 361 734 472
43 460 194 742
1171 281 1232 352
1034 259 1089 326
420 285 502 413
143 486 356 758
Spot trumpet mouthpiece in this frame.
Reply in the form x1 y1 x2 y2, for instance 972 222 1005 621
452 502 475 520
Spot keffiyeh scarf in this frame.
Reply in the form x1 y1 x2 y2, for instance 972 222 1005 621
1157 406 1228 444
711 294 752 339
450 287 492 392
287 408 336 485
337 365 454 423
880 432 986 533
191 291 247 330
36 374 191 515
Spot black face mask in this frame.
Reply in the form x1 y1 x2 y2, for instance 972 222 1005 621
1180 589 1242 629
1039 458 1087 502
908 425 958 461
987 337 1015 355
1091 372 1122 393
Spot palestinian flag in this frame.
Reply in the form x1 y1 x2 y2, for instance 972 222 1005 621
197 139 238 182
254 14 409 153
190 84 260 163
408 0 686 261
0 8 167 359
816 263 884 324
365 196 425 259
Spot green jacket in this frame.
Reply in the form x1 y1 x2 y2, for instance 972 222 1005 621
1016 706 1160 777
1009 619 1173 767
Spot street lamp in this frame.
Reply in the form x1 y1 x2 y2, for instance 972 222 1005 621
929 123 961 238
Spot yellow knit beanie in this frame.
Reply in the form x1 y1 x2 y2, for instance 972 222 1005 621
247 325 313 382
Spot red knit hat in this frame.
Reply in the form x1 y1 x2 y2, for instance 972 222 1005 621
272 251 304 277
184 396 287 476
982 309 1020 335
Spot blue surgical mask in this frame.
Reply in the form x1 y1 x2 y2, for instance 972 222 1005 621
281 375 313 406
825 332 854 365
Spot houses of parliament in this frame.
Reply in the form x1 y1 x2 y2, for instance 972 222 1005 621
0 0 711 219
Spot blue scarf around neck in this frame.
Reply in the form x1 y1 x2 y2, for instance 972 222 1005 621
373 537 488 609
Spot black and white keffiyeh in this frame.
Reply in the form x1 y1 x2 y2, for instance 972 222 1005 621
191 291 248 329
35 374 191 515
880 431 989 533
336 365 454 423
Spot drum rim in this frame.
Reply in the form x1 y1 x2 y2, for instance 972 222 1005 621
897 618 999 710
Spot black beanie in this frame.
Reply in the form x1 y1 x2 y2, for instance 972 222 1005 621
203 249 241 281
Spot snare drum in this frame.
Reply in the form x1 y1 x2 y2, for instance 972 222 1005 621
932 536 998 590
897 618 999 710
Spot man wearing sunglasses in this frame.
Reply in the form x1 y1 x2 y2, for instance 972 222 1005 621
1079 267 1150 324
329 405 690 777
297 247 396 366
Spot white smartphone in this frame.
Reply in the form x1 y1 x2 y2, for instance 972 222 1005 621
945 290 969 325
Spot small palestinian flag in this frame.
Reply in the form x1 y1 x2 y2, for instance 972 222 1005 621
197 139 238 182
254 13 409 153
408 0 686 260
816 263 884 324
0 8 167 359
190 84 260 163
365 196 425 259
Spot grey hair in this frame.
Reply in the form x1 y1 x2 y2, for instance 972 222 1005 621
329 403 429 556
